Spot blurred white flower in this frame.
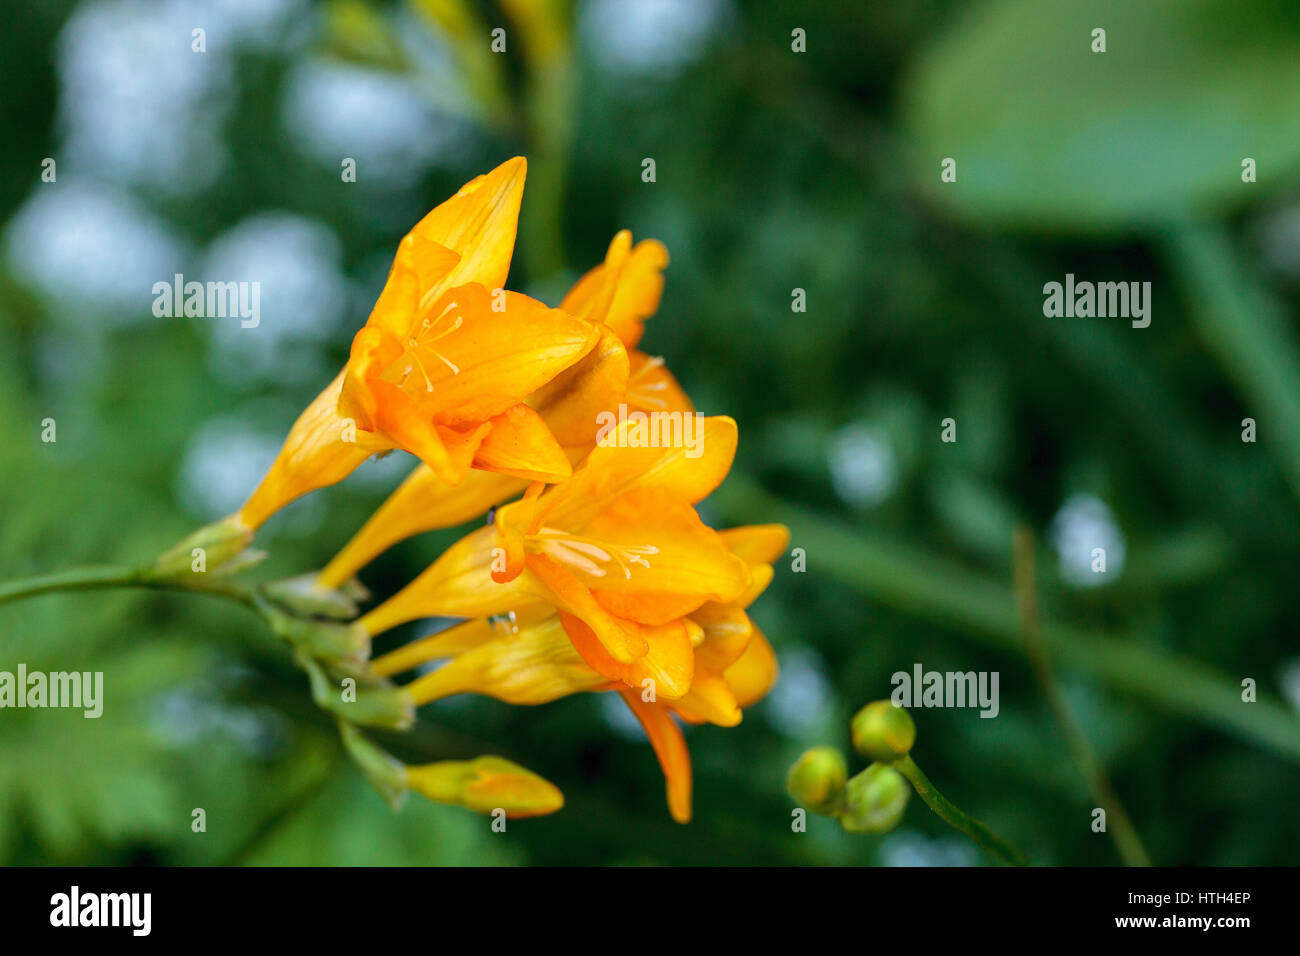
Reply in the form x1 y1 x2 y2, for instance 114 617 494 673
580 0 733 76
764 647 833 738
828 423 898 508
1049 493 1126 588
281 60 467 188
202 212 349 388
4 182 186 323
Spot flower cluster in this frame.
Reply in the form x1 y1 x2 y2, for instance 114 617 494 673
190 158 785 823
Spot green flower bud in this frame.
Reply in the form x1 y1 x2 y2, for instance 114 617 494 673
850 700 916 762
839 763 910 834
265 607 370 664
263 573 365 621
786 746 848 815
298 652 415 731
151 515 255 581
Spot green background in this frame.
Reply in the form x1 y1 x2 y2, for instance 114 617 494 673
1 0 1298 865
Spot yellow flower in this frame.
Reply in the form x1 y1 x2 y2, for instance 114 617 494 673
367 521 787 823
357 416 749 696
234 158 599 532
316 230 686 589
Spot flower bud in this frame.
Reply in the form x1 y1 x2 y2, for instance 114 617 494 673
786 746 848 815
263 573 367 621
151 515 254 580
407 756 565 819
298 652 415 730
839 763 910 834
850 700 916 762
266 607 370 663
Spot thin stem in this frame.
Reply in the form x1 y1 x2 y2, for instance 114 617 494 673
894 755 1028 867
0 564 258 609
1013 528 1152 867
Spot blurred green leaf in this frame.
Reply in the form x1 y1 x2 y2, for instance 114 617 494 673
904 0 1300 232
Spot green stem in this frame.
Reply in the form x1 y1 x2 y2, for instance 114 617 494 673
1013 529 1151 867
895 755 1027 866
0 564 257 609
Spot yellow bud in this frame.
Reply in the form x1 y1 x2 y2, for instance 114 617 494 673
407 756 564 819
839 763 910 834
786 746 848 815
851 700 916 762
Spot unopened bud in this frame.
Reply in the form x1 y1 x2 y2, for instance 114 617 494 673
266 606 369 663
839 763 910 834
298 652 415 730
786 746 848 815
151 515 254 580
407 756 564 818
264 573 366 620
851 700 915 762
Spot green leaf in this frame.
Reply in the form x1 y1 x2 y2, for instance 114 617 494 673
903 0 1300 232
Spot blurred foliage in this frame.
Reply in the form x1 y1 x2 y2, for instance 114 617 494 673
0 0 1298 867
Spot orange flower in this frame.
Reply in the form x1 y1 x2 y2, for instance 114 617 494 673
316 230 686 589
234 158 599 532
366 522 787 822
357 416 749 699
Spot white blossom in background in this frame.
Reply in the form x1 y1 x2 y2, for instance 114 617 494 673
4 182 186 323
580 0 734 77
1279 659 1300 714
202 212 349 388
879 831 978 867
764 647 833 738
281 60 467 188
176 416 285 520
55 0 305 193
1049 492 1126 588
828 423 899 508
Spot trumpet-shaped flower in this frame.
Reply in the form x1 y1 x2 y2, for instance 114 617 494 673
316 230 686 590
367 522 787 822
357 416 750 700
234 158 599 532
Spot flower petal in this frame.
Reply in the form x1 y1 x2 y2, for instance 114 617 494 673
718 524 790 566
724 624 779 709
603 238 668 348
626 351 694 416
401 614 610 705
529 326 631 450
559 611 695 700
562 232 669 348
358 526 540 636
473 403 573 482
368 157 528 339
422 285 600 428
237 370 381 530
526 554 648 662
317 464 527 589
575 493 751 604
535 415 739 531
619 690 692 824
